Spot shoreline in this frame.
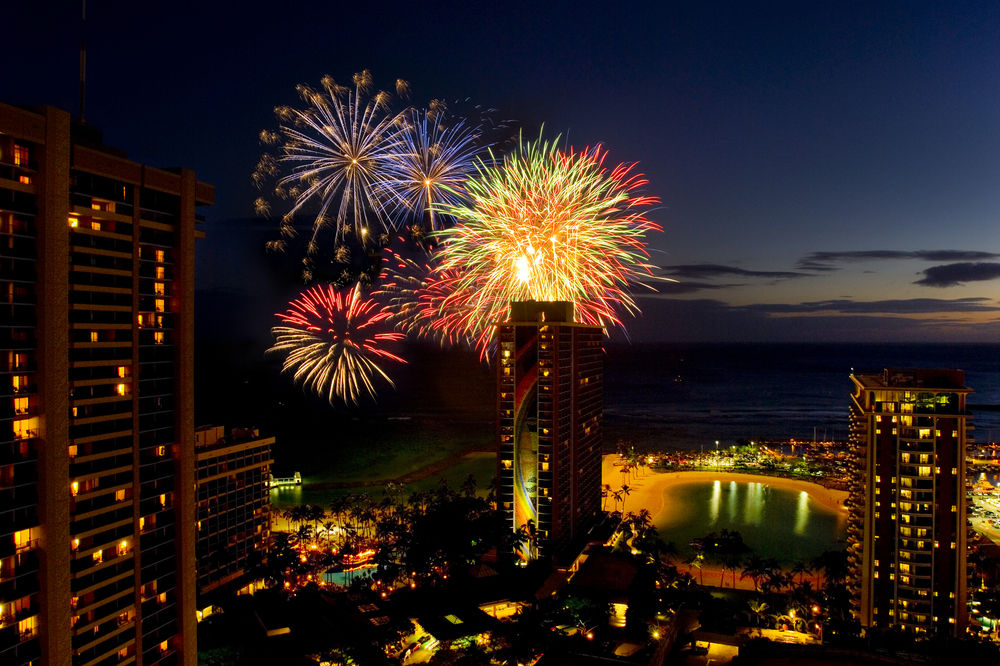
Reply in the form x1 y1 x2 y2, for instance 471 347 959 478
602 455 849 522
602 455 848 590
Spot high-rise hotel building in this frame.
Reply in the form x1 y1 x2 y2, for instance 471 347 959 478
847 368 972 636
1 103 212 665
497 301 602 559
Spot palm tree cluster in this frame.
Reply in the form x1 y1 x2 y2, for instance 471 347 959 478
735 551 852 636
269 477 504 592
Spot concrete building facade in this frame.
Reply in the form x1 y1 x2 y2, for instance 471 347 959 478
497 301 603 559
194 425 272 601
847 368 972 636
0 103 212 666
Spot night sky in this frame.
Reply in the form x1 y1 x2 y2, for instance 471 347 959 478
10 1 1000 343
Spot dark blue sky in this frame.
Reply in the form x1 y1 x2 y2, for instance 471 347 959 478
10 0 1000 342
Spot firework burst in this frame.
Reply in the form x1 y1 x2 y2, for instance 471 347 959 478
256 71 409 256
379 107 488 232
269 283 405 405
424 133 660 351
376 239 468 348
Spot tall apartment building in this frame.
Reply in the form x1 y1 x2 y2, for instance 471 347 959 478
497 301 602 559
194 425 272 602
0 103 212 665
847 368 972 636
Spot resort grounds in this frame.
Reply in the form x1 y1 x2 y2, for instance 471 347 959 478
602 455 849 590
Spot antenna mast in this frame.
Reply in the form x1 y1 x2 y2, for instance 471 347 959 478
79 0 87 123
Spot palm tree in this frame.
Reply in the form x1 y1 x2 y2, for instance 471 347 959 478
619 484 632 514
306 504 326 543
790 560 811 585
762 569 789 596
720 553 742 588
289 523 314 548
459 473 477 497
633 508 653 532
321 520 337 550
601 484 613 512
741 555 769 593
748 599 769 629
685 552 705 586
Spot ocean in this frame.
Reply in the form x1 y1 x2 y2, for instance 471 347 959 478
604 343 1000 452
196 342 1000 483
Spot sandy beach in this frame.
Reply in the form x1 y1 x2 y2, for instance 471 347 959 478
603 455 848 590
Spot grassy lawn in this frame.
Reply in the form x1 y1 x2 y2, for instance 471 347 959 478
271 415 494 485
272 452 497 511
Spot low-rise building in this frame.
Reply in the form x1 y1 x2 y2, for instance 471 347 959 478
194 426 273 601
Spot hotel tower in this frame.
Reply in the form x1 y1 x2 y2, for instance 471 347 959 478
1 103 211 665
847 368 972 636
497 301 602 559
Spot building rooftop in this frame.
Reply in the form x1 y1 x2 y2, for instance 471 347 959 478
853 368 969 391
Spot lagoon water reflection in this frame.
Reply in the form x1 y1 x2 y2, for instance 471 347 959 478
656 480 845 563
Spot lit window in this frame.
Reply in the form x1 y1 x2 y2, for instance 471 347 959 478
92 550 103 564
137 314 144 328
139 516 145 530
18 175 30 184
90 330 99 342
160 639 169 653
155 249 165 263
90 220 101 231
155 299 165 313
117 540 128 556
115 489 126 501
14 528 33 551
71 481 79 496
116 383 127 396
69 216 79 228
117 365 127 378
72 538 79 550
13 145 28 166
68 445 77 457
158 592 167 604
17 616 37 640
155 266 165 279
159 493 167 508
156 445 166 457
154 331 165 344
154 282 165 295
71 406 78 417
13 397 28 415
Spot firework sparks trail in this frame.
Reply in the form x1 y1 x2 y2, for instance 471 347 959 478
269 283 405 405
379 107 487 232
413 133 661 354
255 71 409 255
376 238 468 348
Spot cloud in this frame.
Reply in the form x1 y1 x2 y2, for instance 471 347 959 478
659 264 808 280
652 281 745 295
745 297 1000 315
914 262 1000 288
627 297 1000 343
797 250 1000 271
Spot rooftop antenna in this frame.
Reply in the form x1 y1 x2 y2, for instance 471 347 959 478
79 0 87 123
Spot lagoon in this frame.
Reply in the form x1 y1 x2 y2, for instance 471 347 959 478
654 478 846 563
